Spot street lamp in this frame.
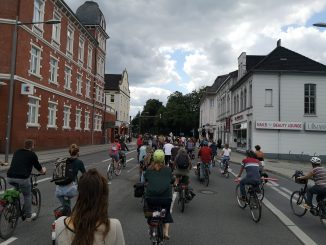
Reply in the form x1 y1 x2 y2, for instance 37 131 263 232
313 22 326 27
4 18 61 163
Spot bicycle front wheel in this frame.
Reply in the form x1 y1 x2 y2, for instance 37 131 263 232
319 201 326 229
107 164 113 181
290 191 307 217
235 185 247 209
249 194 262 223
0 176 7 193
32 188 41 219
114 163 122 176
204 168 209 187
0 202 19 239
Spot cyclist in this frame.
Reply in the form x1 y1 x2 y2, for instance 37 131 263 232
144 149 173 240
236 150 261 201
254 145 265 172
220 143 231 174
55 144 86 210
139 141 148 182
197 141 212 181
7 139 46 222
186 138 195 158
209 141 218 164
119 139 129 166
109 139 121 170
163 140 174 166
297 157 326 209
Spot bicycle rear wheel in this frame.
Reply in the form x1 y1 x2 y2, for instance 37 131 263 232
235 185 247 209
107 164 113 181
0 202 19 239
319 201 326 229
179 189 185 213
0 176 6 193
204 168 209 187
290 191 307 217
32 188 41 219
249 194 262 223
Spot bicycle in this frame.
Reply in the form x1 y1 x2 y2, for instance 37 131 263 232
219 158 230 178
144 206 166 245
290 178 326 228
175 176 191 213
120 151 127 168
107 157 122 181
235 179 262 223
195 162 210 187
0 173 44 239
0 175 7 194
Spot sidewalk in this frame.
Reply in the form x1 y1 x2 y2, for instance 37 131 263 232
0 140 136 172
229 151 312 180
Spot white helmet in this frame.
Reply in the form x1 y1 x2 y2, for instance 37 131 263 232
310 157 321 165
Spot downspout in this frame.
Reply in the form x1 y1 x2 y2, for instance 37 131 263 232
278 72 281 159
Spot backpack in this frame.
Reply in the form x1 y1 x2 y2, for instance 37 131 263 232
52 157 75 185
176 154 189 169
133 183 145 198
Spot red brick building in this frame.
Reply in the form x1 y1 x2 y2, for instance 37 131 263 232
0 0 115 153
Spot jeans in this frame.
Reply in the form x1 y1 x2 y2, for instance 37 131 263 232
306 185 326 206
7 177 32 218
55 182 78 208
239 177 260 197
200 162 212 179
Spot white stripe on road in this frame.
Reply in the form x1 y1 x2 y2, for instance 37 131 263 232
0 237 18 245
37 177 52 183
263 198 317 245
270 186 291 200
126 150 136 155
170 191 177 214
127 164 138 173
280 187 293 195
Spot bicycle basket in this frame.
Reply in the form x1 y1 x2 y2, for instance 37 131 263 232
295 177 307 184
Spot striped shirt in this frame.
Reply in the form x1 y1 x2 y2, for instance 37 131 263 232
312 167 326 187
241 157 261 180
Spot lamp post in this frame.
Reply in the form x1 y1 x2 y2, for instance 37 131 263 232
4 18 60 163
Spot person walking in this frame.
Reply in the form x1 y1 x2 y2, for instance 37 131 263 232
7 139 46 221
55 169 125 245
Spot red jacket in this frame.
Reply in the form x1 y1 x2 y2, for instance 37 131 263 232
137 137 143 147
198 146 212 163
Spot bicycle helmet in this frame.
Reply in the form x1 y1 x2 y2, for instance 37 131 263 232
153 149 165 163
310 157 321 165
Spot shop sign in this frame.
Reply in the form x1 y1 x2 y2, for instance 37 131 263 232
225 117 231 132
305 122 326 131
234 114 244 121
256 121 303 130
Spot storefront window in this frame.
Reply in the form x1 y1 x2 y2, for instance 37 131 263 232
233 122 247 149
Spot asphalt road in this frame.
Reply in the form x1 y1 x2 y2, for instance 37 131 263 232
0 148 324 245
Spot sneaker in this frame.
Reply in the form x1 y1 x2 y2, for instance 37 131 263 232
303 204 311 210
25 213 37 222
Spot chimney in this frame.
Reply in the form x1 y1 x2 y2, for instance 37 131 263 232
277 39 281 47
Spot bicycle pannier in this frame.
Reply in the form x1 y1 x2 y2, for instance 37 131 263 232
134 183 145 198
52 158 75 185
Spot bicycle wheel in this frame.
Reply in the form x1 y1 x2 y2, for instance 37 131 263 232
31 188 41 219
0 176 7 193
0 202 19 239
249 194 262 223
107 164 113 181
319 201 326 229
290 191 307 217
204 168 209 187
179 189 185 213
235 185 247 209
114 163 122 176
158 221 164 244
257 184 265 201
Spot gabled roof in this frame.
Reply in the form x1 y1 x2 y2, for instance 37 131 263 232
231 45 326 91
246 55 265 71
104 74 121 91
206 74 228 94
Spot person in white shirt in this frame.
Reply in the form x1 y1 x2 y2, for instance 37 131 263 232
220 143 231 173
163 140 174 166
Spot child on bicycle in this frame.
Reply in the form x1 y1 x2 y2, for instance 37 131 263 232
297 157 326 209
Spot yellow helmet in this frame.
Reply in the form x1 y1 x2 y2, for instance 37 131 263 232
153 149 165 163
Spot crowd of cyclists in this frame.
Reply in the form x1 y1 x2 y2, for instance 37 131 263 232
0 134 325 244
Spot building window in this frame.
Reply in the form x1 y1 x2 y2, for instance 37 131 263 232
85 79 91 98
233 96 236 114
95 86 102 102
110 94 114 103
85 111 90 130
94 114 102 131
265 89 273 106
236 94 239 113
78 37 84 63
304 84 316 115
66 26 74 57
63 106 71 129
64 66 72 90
32 0 44 34
49 57 58 84
51 11 61 45
30 45 41 76
97 57 105 77
27 97 40 126
87 46 93 69
244 89 247 109
47 102 57 128
75 109 82 129
240 90 243 110
210 98 214 108
76 74 83 95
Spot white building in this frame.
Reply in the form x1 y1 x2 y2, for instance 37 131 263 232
104 69 131 136
201 41 326 160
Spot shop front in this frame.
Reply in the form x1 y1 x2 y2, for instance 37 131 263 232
231 111 251 151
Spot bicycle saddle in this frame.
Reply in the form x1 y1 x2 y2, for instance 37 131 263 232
9 182 20 189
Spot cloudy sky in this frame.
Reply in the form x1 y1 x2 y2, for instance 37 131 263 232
65 0 326 117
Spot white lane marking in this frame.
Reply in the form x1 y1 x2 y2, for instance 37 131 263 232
126 158 134 163
37 177 52 183
0 237 18 245
170 191 177 214
126 150 136 155
102 159 111 163
263 198 317 245
268 180 279 187
280 187 294 196
127 164 139 173
270 186 291 200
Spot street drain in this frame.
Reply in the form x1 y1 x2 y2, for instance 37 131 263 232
199 190 216 195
